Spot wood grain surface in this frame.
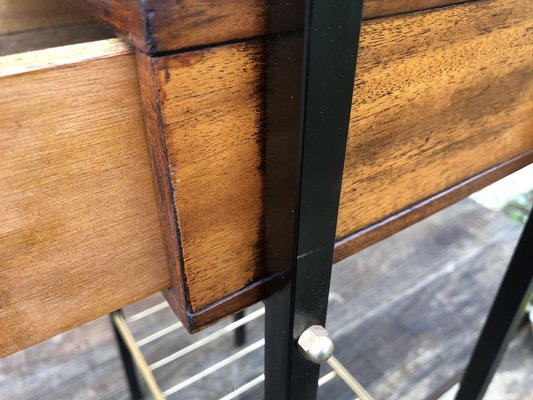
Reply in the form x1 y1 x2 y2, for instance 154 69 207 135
0 23 112 57
145 0 533 313
68 0 146 51
0 0 91 35
69 0 474 53
0 0 111 56
336 0 533 239
0 39 171 357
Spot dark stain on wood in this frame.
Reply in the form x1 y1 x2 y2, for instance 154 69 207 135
135 52 191 325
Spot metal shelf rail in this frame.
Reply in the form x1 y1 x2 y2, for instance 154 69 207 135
110 303 371 399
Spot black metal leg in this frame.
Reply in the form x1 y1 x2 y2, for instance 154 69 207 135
455 211 533 400
110 312 144 400
233 311 246 347
263 1 364 399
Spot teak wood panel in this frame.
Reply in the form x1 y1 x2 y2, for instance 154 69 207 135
69 0 474 53
140 0 533 313
336 0 533 240
0 40 172 357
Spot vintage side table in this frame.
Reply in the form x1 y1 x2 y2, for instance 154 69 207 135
1 0 532 398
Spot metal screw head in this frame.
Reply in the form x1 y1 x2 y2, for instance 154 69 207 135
297 325 334 364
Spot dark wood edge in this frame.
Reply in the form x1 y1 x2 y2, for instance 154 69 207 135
334 150 533 262
68 0 477 55
188 268 289 332
135 51 191 325
69 0 149 52
163 287 193 328
184 151 532 333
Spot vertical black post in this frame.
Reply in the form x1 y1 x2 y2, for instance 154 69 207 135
110 313 144 400
233 311 246 347
455 212 533 400
263 1 364 399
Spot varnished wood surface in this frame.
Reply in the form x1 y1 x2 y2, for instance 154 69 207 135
0 0 111 56
333 153 533 263
337 0 533 240
0 0 91 35
1 0 532 354
68 0 146 51
0 23 112 57
146 0 533 313
0 39 171 357
69 0 474 53
143 41 266 314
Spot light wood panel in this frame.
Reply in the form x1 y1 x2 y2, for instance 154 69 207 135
0 0 110 57
0 24 112 56
144 0 533 312
0 0 91 35
0 39 171 357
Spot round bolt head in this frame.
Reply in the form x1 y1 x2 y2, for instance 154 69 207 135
297 325 334 364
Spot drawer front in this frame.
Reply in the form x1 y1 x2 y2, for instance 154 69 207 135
148 0 532 315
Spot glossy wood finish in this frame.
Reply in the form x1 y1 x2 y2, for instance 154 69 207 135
0 40 171 357
333 154 533 262
138 0 533 319
336 0 533 241
69 0 474 53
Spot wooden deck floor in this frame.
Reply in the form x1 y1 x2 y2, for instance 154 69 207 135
1 199 531 399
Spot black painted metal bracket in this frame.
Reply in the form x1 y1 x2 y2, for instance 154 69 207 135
110 312 144 400
455 211 533 400
263 1 364 399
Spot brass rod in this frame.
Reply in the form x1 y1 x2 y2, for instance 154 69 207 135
327 355 374 400
126 302 168 323
111 312 165 400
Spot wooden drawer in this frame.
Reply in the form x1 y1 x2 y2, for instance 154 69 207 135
1 0 532 356
0 40 171 356
141 0 533 324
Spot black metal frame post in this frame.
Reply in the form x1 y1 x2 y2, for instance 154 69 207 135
263 1 364 399
110 312 144 400
455 211 533 400
233 311 246 347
